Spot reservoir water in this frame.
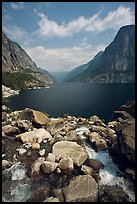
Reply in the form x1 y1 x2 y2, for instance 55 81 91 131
4 82 135 122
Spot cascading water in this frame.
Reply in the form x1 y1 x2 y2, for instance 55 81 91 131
2 162 31 202
76 126 135 202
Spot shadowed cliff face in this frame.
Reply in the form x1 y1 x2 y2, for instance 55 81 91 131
65 25 135 83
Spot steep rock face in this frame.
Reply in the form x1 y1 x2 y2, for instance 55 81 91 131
2 32 37 72
2 32 54 89
66 25 135 83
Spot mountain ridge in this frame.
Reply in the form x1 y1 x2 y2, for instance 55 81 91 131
65 25 135 83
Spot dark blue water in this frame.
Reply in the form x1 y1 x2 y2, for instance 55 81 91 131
4 83 135 122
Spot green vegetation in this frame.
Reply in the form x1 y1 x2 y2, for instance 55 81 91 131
2 72 45 90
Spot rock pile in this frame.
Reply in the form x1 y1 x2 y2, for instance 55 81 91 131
2 102 135 202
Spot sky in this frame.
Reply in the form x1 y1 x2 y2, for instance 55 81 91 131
2 2 135 73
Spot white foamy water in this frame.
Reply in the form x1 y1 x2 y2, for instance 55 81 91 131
3 183 31 202
4 162 27 181
76 126 135 202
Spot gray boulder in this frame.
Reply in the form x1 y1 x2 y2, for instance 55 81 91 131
52 141 88 166
62 175 98 202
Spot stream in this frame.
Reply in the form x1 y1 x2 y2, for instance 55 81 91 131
2 126 135 202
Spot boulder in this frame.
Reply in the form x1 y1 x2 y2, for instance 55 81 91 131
46 118 64 135
42 161 58 173
111 110 134 121
66 131 81 142
18 148 27 156
81 165 96 176
118 101 135 118
90 125 107 133
62 175 98 202
52 188 64 202
86 158 104 173
46 153 56 162
2 159 11 170
2 112 7 121
52 141 88 166
50 133 64 145
43 197 59 202
39 149 45 156
58 157 74 172
32 142 40 150
89 132 108 151
98 185 130 202
27 186 50 202
121 122 135 163
2 125 19 136
16 120 33 132
16 128 52 144
31 157 45 176
19 108 50 127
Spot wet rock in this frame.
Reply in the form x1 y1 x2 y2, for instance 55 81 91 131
43 197 59 202
27 186 50 202
46 118 64 135
111 121 135 170
89 132 108 151
2 125 19 136
46 153 56 162
39 149 45 156
52 141 88 166
58 157 74 172
2 160 11 170
42 161 58 173
86 158 104 173
52 188 64 202
125 168 135 182
81 165 96 176
19 108 50 127
62 175 98 202
16 128 52 144
98 185 130 202
31 157 45 177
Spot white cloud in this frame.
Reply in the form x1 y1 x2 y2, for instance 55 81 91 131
3 25 33 46
11 2 24 10
35 5 135 38
25 43 106 72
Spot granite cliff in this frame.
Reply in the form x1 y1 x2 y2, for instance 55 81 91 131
65 25 135 83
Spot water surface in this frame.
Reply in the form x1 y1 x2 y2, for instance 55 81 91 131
4 82 135 122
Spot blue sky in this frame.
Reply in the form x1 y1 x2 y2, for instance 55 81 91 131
2 2 135 72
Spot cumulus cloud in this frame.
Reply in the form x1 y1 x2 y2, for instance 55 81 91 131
3 25 33 46
25 43 106 72
11 2 24 10
35 5 135 38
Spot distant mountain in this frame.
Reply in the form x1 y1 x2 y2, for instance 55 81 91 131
65 25 135 83
51 72 69 82
2 31 54 89
64 51 103 82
